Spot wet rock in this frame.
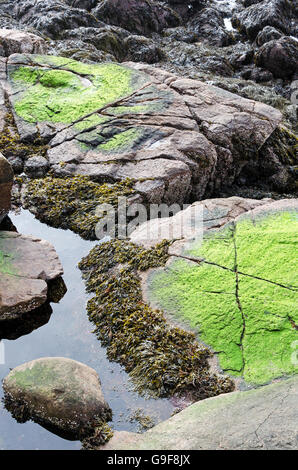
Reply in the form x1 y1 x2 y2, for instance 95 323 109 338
91 0 181 36
0 29 46 56
232 0 293 41
102 377 298 450
24 155 50 177
124 36 163 64
3 357 112 439
49 38 116 63
163 27 197 44
13 0 99 39
255 26 283 47
188 7 234 46
0 153 13 223
6 156 23 174
59 26 126 61
0 231 64 320
255 37 298 80
164 0 203 19
240 66 273 83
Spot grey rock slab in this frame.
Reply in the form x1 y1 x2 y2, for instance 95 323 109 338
0 231 63 319
102 377 298 450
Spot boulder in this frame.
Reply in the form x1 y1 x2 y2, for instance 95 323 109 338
0 231 64 320
91 0 181 36
0 29 46 56
0 153 13 223
124 35 163 64
136 198 298 386
102 377 298 450
255 37 298 79
232 0 293 41
188 7 234 46
2 53 295 211
255 26 283 47
3 357 112 439
13 0 99 38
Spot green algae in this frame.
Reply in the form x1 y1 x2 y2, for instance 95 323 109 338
9 363 58 391
10 60 138 124
98 128 143 152
148 211 298 385
0 249 16 276
79 239 234 400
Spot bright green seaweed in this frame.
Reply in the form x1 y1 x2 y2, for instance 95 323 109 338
11 62 135 124
148 211 298 385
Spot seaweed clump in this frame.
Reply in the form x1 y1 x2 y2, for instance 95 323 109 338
81 421 114 450
23 176 135 239
79 239 234 400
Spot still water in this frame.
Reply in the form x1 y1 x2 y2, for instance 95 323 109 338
0 209 174 450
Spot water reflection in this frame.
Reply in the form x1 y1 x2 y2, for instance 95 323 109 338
0 209 174 450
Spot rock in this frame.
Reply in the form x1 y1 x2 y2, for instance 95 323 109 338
124 35 163 64
255 26 283 47
240 66 273 83
91 0 181 36
0 29 46 56
102 377 298 450
232 0 293 41
163 27 197 43
255 37 298 79
2 53 295 212
24 155 50 177
188 7 234 46
130 196 272 247
60 26 127 61
135 198 298 386
3 357 112 439
13 0 99 39
0 153 13 223
0 231 64 320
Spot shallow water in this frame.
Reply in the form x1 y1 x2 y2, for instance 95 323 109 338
0 209 174 450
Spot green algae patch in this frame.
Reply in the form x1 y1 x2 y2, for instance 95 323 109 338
0 249 16 276
148 211 298 385
9 58 145 125
23 176 135 240
9 362 58 391
79 240 234 400
98 128 143 152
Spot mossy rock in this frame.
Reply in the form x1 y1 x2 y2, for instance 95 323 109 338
2 54 296 208
3 357 112 439
147 201 298 386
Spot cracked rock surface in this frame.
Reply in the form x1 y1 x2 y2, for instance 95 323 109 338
1 53 296 208
132 198 298 385
101 376 298 450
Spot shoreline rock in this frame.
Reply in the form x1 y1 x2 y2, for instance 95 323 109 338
0 153 13 223
3 357 112 440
